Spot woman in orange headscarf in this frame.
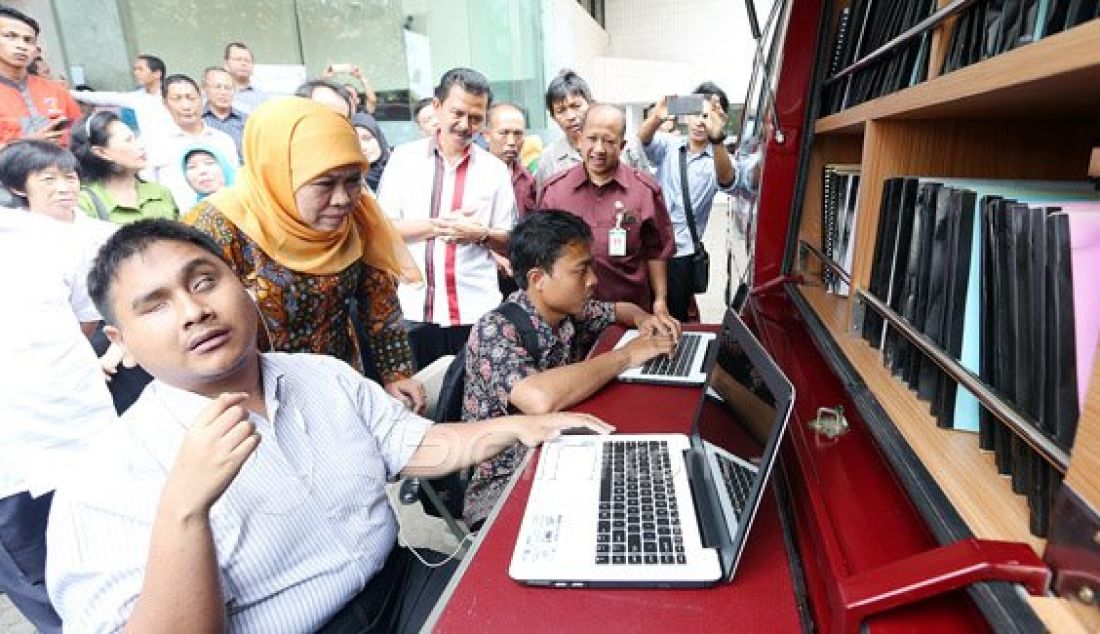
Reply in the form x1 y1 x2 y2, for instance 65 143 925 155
188 97 427 410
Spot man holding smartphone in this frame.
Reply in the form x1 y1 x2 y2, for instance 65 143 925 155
638 82 735 321
0 7 80 148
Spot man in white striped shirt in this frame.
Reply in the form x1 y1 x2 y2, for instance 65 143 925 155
45 220 610 632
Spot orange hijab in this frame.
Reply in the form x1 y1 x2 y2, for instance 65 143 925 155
199 97 420 282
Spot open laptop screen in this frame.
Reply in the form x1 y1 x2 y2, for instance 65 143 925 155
690 308 793 581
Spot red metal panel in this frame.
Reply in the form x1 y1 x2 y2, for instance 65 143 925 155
751 0 825 288
748 293 992 632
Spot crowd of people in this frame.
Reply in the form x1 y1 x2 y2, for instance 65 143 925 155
0 4 739 631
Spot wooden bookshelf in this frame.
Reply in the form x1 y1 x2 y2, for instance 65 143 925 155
797 285 1086 632
798 136 863 282
816 18 1100 135
796 13 1100 631
800 285 1044 552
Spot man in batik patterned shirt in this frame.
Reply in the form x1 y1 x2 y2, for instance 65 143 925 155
461 210 681 528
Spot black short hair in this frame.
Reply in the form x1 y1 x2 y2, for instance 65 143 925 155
487 101 526 129
295 79 354 114
0 140 79 207
692 81 730 113
87 219 228 325
224 42 250 60
70 110 126 182
544 69 591 113
138 54 166 80
162 74 200 99
434 67 492 105
0 6 40 35
509 210 593 290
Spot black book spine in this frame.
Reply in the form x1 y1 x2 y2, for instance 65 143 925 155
883 179 920 365
907 183 941 390
1045 212 1080 451
865 179 905 346
993 199 1016 476
978 196 1001 450
1010 203 1034 495
920 186 953 414
1042 0 1071 37
937 190 977 427
1019 0 1039 45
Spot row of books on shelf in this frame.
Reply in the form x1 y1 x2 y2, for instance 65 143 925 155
822 0 935 115
943 0 1100 73
858 176 1100 537
821 164 861 295
821 0 1100 116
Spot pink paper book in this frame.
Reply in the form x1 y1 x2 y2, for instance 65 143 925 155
1068 210 1100 408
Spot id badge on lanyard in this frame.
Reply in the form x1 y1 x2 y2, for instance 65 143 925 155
608 200 627 257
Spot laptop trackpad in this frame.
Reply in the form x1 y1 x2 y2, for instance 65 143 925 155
538 438 602 483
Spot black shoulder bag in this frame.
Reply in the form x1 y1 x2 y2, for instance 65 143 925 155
679 145 710 293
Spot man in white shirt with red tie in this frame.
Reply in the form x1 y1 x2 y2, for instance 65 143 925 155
377 67 515 370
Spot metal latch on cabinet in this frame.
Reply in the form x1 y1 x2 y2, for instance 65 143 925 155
810 406 849 439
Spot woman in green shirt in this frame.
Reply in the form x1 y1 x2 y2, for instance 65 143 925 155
70 110 178 224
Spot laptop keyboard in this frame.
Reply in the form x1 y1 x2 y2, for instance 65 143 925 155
595 440 687 566
717 454 755 516
639 333 702 377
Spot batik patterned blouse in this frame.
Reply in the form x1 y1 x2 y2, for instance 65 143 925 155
191 204 414 382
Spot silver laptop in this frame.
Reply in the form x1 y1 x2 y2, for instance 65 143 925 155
510 307 794 587
614 330 716 386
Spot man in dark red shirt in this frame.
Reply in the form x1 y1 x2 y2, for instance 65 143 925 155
538 103 676 322
485 101 536 217
484 101 536 294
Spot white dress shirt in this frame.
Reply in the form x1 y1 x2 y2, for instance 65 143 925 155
47 352 434 633
0 212 116 499
148 123 240 213
377 136 516 326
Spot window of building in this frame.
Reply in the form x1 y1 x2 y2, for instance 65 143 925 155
577 0 605 28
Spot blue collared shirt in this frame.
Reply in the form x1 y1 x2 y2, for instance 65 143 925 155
232 85 271 115
202 106 247 157
644 132 734 257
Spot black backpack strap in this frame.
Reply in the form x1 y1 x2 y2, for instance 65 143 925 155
496 302 541 362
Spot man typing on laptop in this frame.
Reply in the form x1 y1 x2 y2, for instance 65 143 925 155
462 210 680 528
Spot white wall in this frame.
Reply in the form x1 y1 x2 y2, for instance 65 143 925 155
539 0 770 137
540 0 610 96
601 0 768 104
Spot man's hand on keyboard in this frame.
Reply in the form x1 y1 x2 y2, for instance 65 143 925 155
622 332 676 367
516 412 615 446
634 312 682 342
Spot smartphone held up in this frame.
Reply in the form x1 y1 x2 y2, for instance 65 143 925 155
666 95 706 117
